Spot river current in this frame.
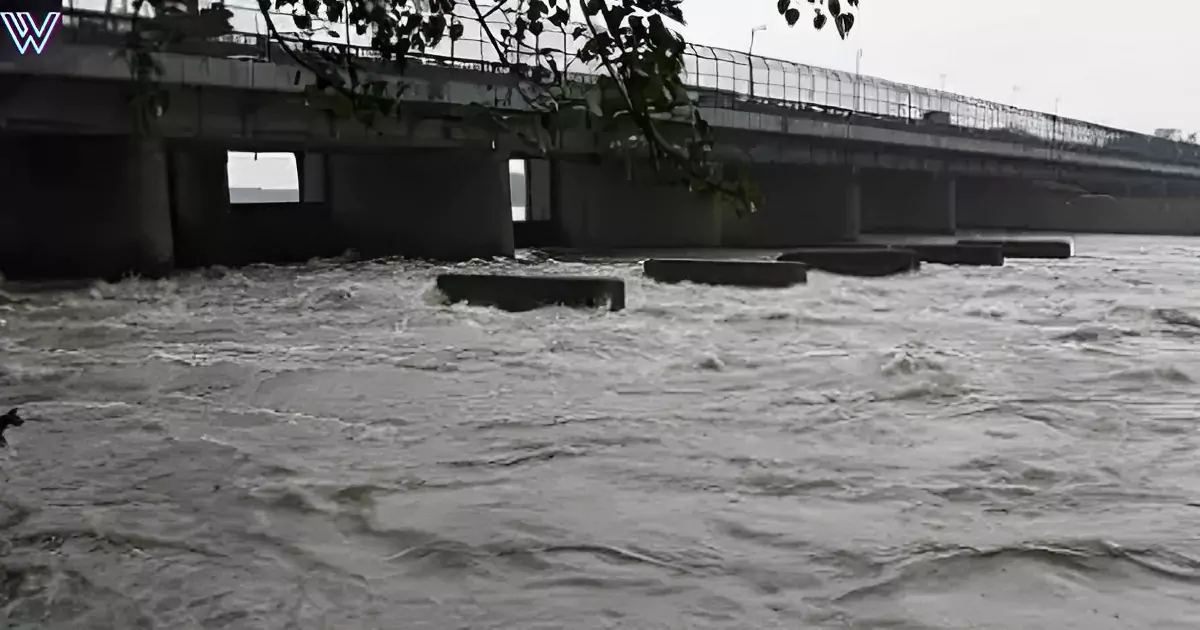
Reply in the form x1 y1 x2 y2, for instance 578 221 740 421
1 234 1199 629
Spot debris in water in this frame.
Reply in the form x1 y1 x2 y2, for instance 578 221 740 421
0 408 24 447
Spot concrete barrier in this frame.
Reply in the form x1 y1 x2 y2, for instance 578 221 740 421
907 243 1004 266
787 242 1004 266
642 259 808 288
436 273 626 312
956 239 1073 259
776 248 920 277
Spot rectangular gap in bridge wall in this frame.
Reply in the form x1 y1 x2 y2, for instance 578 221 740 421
227 151 300 204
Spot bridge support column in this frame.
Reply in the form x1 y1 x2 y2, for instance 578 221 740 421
0 133 174 280
525 158 553 221
555 158 722 248
297 151 327 203
169 144 232 268
327 148 514 260
722 164 862 247
553 161 861 248
861 170 957 235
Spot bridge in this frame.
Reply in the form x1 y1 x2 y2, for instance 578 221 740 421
3 4 1200 279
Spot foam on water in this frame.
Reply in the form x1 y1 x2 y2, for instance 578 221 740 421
1 234 1200 629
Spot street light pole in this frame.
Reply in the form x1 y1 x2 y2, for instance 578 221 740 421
855 48 863 111
748 25 766 97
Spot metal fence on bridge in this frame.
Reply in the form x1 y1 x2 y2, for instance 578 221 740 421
57 1 1200 167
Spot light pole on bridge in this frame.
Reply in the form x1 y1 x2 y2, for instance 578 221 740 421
748 25 766 97
854 48 863 111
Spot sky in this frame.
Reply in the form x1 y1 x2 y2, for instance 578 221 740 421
223 0 1200 189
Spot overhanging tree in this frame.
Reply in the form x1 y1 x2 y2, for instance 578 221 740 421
124 0 859 212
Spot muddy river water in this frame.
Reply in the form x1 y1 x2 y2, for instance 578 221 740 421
1 234 1199 629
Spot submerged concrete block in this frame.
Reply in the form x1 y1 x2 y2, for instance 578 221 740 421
643 259 808 288
776 248 920 277
956 239 1073 259
436 273 625 312
796 242 1003 266
906 243 1004 266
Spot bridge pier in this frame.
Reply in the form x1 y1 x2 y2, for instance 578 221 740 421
0 133 175 280
861 170 957 235
168 144 232 268
555 159 722 248
722 164 862 246
327 148 514 260
553 161 861 248
297 152 327 203
955 176 1200 236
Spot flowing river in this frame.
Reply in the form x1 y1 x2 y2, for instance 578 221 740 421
1 234 1199 629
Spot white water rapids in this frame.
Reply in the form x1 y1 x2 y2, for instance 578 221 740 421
1 234 1199 629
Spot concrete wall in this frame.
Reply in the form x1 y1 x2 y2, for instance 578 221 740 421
957 177 1200 236
526 158 552 221
297 152 327 203
554 160 861 249
555 159 722 248
860 169 957 234
0 133 174 280
225 203 344 264
170 145 233 268
327 148 514 260
721 164 861 246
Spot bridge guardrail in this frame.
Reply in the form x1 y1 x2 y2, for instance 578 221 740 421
53 1 1200 168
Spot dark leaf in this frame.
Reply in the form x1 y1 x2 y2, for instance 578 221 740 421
323 0 344 23
835 13 854 38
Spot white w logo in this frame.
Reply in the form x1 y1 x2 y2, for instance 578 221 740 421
1 12 60 55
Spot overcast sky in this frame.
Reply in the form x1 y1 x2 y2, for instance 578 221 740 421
226 0 1198 188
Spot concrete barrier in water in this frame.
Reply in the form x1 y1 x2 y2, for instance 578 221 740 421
642 259 808 288
791 242 1004 266
956 239 1073 259
906 243 1004 266
776 248 920 277
436 273 626 312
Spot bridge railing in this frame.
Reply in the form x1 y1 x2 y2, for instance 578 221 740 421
55 1 1200 167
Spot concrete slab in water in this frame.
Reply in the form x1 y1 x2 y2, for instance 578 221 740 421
906 243 1005 266
643 259 808 288
776 248 920 277
956 239 1073 259
786 242 1004 266
436 273 625 312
